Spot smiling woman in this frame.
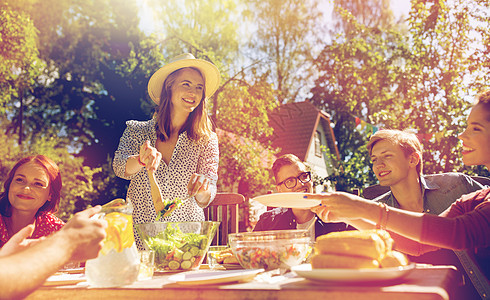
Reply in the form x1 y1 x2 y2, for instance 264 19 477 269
0 155 65 248
458 91 490 168
113 53 221 250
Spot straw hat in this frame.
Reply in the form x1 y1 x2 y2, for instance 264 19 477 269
147 53 220 104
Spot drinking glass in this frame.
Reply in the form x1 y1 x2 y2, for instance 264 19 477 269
138 250 155 281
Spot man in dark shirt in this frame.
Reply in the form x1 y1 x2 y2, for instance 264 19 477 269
253 154 350 239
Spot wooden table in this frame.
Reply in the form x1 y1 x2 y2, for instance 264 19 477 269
27 265 461 300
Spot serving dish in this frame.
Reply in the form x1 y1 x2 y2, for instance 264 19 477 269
228 230 311 271
137 221 219 272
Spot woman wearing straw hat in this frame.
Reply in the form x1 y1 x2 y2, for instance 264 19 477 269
113 53 220 249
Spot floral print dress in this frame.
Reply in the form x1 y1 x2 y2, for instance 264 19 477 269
113 119 219 249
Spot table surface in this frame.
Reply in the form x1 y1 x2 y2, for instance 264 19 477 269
27 265 461 300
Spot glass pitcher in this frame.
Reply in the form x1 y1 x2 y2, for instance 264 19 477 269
85 198 140 287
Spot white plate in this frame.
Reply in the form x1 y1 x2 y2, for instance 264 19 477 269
44 273 86 286
291 263 415 282
252 193 321 208
168 269 264 285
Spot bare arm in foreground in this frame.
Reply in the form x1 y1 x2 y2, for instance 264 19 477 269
0 206 106 300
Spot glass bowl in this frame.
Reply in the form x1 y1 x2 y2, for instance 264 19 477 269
136 221 219 272
228 230 311 271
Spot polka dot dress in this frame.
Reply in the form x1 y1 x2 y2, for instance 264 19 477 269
0 212 64 247
113 119 219 249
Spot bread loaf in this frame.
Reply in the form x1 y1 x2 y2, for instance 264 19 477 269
311 253 379 269
315 230 393 261
311 230 407 269
374 229 394 251
379 251 409 268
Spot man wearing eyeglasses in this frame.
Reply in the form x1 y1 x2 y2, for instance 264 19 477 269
253 154 351 239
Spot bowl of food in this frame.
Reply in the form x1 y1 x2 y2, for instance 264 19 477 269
228 230 311 271
136 221 219 271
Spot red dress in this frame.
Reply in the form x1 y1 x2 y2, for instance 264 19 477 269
0 212 65 247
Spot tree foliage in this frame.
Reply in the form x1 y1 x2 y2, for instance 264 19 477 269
1 0 161 207
215 71 279 196
310 0 490 192
0 116 101 221
1 0 489 220
146 0 280 197
244 0 324 104
332 0 396 33
147 0 239 63
0 1 45 113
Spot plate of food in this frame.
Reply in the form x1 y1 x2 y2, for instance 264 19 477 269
251 193 320 209
291 263 415 282
167 269 264 285
293 229 415 282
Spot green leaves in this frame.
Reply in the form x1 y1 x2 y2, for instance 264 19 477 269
244 0 324 104
0 2 45 111
310 0 490 191
1 0 488 219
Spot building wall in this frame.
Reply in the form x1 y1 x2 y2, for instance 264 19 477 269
305 121 336 193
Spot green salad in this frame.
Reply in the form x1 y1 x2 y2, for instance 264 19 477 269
146 223 209 271
156 197 183 220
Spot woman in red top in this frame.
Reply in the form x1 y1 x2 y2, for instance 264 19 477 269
0 155 64 247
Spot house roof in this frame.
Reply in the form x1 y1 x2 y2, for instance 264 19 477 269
268 101 339 161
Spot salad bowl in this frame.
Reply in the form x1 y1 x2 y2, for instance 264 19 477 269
137 221 219 272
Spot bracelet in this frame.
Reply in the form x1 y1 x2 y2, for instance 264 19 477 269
137 156 146 166
376 203 389 230
383 204 390 230
376 203 383 229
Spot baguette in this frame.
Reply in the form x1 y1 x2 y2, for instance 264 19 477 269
315 230 392 261
311 253 379 269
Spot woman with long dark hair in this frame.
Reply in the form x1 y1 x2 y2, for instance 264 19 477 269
0 155 64 247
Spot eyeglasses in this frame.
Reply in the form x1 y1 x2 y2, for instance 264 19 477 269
276 172 311 189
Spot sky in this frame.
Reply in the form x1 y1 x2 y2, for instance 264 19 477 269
138 0 413 35
136 0 413 103
390 0 412 19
